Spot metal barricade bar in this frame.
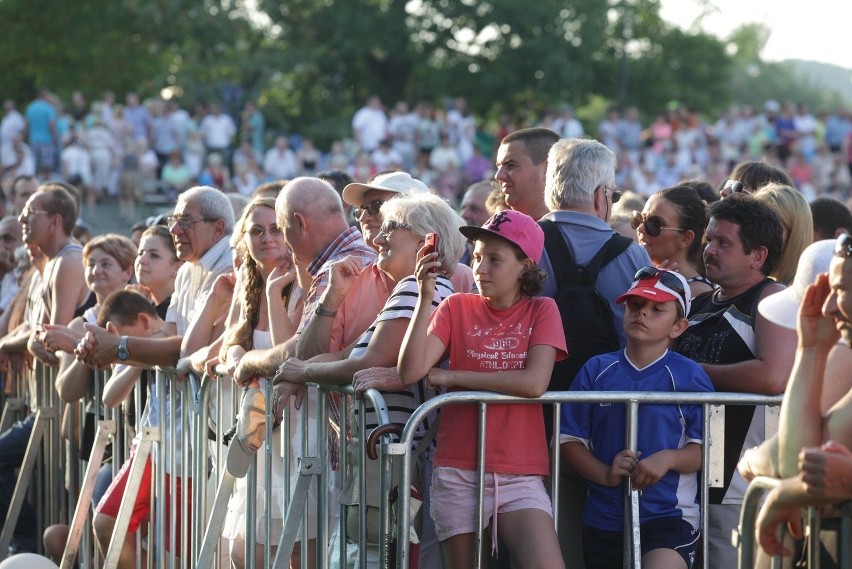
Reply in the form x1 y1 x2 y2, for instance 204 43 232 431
393 390 784 569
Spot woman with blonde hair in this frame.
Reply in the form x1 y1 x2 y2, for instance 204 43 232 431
753 183 813 285
218 196 304 568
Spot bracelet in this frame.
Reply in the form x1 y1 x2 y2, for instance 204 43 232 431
314 304 337 318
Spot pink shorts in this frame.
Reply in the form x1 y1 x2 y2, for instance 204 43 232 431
429 466 553 541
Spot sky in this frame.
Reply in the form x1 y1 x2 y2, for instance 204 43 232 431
659 0 851 69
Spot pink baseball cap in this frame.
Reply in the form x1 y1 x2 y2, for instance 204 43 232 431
616 267 691 316
459 209 544 263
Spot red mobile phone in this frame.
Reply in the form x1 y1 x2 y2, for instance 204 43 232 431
424 233 439 273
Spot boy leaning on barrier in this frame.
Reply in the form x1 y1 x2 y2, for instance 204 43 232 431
559 267 714 569
89 290 172 568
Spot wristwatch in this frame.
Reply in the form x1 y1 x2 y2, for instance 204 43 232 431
315 304 337 318
117 336 130 361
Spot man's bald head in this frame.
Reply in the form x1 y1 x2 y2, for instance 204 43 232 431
276 177 344 222
276 177 349 264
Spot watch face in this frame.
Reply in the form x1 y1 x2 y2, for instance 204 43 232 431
118 337 129 361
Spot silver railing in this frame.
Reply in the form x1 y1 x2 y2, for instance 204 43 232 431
391 390 785 569
736 476 852 569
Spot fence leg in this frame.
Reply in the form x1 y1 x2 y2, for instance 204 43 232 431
273 457 321 569
0 407 55 556
60 420 115 569
195 469 236 569
0 398 25 434
103 429 157 569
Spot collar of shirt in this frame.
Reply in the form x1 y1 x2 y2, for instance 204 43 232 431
307 226 365 276
198 234 233 273
541 209 612 232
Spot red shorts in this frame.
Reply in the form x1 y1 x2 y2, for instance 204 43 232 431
95 445 193 556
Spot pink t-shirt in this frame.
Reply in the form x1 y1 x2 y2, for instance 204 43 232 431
428 293 567 475
329 264 394 352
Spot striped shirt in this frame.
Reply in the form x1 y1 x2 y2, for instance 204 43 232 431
350 275 453 447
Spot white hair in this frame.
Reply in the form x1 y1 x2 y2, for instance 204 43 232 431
545 138 616 211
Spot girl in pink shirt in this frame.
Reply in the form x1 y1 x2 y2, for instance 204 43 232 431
399 210 566 568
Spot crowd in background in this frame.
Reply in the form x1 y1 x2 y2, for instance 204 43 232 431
2 90 852 225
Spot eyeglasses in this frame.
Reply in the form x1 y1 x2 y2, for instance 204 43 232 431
630 211 686 237
835 233 852 258
633 266 688 307
165 215 217 230
723 179 746 194
19 207 52 221
603 185 622 204
247 225 283 239
354 199 385 220
378 220 412 239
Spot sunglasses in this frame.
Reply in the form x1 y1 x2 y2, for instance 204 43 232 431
354 199 385 219
723 179 746 194
633 266 688 307
630 211 686 237
604 185 622 204
835 233 852 258
378 220 412 239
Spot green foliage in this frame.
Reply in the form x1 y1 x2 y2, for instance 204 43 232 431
0 0 167 101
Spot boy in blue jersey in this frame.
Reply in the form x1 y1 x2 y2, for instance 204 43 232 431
559 267 713 569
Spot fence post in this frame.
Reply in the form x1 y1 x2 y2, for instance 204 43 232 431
625 399 641 569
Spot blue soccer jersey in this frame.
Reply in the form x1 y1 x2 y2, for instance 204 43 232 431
560 349 714 531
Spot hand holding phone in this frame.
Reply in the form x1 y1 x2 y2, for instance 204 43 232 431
424 233 439 273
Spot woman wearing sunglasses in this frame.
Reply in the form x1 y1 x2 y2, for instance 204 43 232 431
632 185 713 298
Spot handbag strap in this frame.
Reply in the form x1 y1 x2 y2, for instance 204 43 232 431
413 416 440 459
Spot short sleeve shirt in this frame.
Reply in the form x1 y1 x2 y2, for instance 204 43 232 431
429 294 567 475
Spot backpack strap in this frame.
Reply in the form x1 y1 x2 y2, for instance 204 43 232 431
540 219 578 285
540 219 632 285
584 233 633 283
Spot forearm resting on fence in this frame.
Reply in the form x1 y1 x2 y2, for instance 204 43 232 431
102 366 144 409
425 345 556 398
739 435 780 481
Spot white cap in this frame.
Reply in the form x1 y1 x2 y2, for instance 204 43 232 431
342 171 429 206
758 240 836 329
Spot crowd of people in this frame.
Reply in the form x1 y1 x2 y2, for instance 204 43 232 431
0 99 848 569
3 90 852 226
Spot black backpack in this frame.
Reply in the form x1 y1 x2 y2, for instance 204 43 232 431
539 220 632 393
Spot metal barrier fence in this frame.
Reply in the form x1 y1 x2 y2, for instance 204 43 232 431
389 390 786 569
736 477 852 569
1 360 400 568
10 365 849 569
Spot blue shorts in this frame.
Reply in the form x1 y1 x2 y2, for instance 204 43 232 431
583 517 699 569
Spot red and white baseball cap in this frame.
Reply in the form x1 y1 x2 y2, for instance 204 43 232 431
459 209 545 263
616 267 691 316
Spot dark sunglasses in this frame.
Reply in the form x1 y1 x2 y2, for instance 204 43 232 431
604 185 622 204
723 179 746 194
630 211 686 238
633 266 688 306
354 199 385 219
835 233 852 258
